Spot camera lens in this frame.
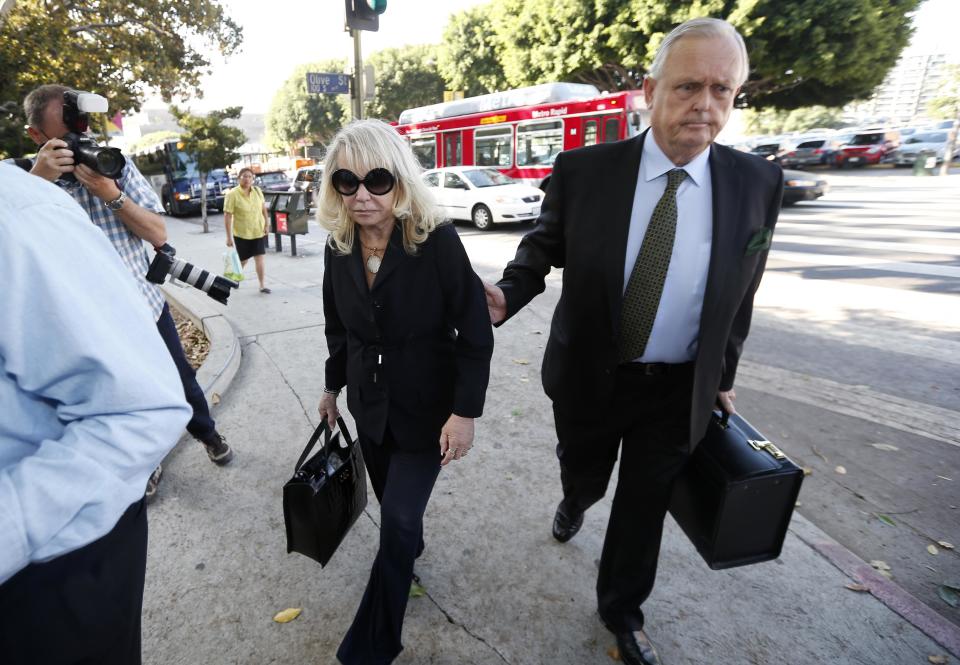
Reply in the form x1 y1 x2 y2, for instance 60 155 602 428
95 149 124 178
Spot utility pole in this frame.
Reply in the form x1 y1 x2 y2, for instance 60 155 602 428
344 0 387 121
352 30 363 121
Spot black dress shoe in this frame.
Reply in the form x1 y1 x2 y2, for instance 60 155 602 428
552 500 584 543
613 628 663 665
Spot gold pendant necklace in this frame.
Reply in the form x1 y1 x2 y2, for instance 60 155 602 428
361 242 383 274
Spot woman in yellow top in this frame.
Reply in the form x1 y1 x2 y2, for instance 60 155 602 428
224 167 271 293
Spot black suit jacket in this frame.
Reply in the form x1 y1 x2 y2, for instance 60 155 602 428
496 131 783 450
323 222 493 452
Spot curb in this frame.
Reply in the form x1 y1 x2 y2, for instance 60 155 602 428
789 512 960 658
161 281 242 404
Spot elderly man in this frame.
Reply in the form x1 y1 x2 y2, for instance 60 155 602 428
485 18 783 665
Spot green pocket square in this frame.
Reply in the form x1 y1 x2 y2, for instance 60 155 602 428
745 228 773 256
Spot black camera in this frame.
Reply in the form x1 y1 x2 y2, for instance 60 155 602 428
60 90 125 179
146 244 239 305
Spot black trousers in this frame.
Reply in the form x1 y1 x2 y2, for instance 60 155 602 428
155 303 216 440
0 499 148 664
337 427 441 665
554 363 694 632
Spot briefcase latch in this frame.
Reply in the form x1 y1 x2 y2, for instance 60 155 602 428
748 439 786 460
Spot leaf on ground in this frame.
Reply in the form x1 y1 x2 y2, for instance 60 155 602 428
520 377 529 383
937 541 954 550
835 465 847 475
802 467 814 477
928 544 939 556
877 514 896 527
943 580 960 592
845 583 869 592
878 570 893 580
870 443 899 452
870 560 891 572
795 501 802 507
530 330 543 335
928 655 948 664
273 607 302 623
211 392 221 405
937 586 958 608
512 358 530 365
409 580 426 598
607 646 621 661
511 408 522 417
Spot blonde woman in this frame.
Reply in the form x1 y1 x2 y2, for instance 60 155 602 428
316 120 493 665
223 167 270 293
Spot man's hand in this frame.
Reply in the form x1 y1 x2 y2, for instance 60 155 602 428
716 389 737 415
439 414 474 466
73 164 121 202
317 392 340 429
29 139 74 182
483 281 507 325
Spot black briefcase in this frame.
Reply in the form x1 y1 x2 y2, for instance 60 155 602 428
283 418 367 567
669 411 803 570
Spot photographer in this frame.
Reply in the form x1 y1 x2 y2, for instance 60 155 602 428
22 84 234 499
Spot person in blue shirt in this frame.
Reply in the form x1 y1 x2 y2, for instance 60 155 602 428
0 162 191 663
22 83 234 500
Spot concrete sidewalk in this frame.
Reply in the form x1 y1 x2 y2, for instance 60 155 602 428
143 214 960 665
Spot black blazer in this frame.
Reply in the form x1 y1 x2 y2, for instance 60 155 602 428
323 222 493 452
496 131 783 450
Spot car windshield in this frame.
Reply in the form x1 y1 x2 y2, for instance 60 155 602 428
849 134 884 146
797 141 825 149
909 132 948 144
462 169 514 188
753 144 779 152
260 173 288 184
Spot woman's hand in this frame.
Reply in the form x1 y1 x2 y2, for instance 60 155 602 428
318 391 340 428
439 414 474 466
226 236 234 247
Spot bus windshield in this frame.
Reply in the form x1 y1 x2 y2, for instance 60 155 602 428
170 150 200 179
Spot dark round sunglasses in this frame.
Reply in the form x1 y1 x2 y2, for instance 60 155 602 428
331 168 396 196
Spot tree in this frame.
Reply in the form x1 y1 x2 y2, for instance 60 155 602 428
265 60 349 153
364 45 446 122
927 64 960 176
0 0 242 158
168 106 246 233
741 105 848 135
439 0 922 110
437 4 508 96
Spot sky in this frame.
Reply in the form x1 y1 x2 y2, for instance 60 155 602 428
158 0 960 116
162 0 488 114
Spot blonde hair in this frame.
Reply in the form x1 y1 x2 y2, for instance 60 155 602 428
318 119 442 255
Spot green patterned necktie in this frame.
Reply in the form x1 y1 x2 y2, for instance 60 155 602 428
618 168 688 363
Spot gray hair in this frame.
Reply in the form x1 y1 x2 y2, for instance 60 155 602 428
648 18 749 87
318 119 443 256
23 84 67 128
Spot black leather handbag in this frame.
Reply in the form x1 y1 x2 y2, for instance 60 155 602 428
669 410 804 570
283 418 367 567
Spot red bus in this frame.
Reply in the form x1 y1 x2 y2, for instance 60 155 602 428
395 82 649 190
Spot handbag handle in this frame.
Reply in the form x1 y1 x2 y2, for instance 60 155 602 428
293 416 355 473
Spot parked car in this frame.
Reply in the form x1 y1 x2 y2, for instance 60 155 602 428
256 170 292 192
782 169 828 206
292 165 323 206
750 143 786 163
421 166 544 230
891 131 959 166
779 138 845 168
836 130 899 167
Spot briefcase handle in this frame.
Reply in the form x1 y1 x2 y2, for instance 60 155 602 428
293 417 355 473
713 402 732 429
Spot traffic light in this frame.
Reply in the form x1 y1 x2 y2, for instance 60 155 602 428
344 0 387 32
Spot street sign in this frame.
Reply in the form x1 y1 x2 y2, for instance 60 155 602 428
306 72 350 95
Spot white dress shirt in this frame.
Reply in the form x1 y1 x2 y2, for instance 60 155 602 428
0 163 190 584
622 133 713 363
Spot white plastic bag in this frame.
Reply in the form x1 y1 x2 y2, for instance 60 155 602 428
223 248 244 282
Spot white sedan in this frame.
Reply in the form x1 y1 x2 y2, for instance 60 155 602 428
422 167 544 230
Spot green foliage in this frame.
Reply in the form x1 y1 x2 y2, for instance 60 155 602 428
741 105 848 135
0 0 242 157
168 106 246 231
438 0 921 110
364 45 446 122
927 64 960 120
265 61 349 153
125 130 182 155
437 4 508 96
